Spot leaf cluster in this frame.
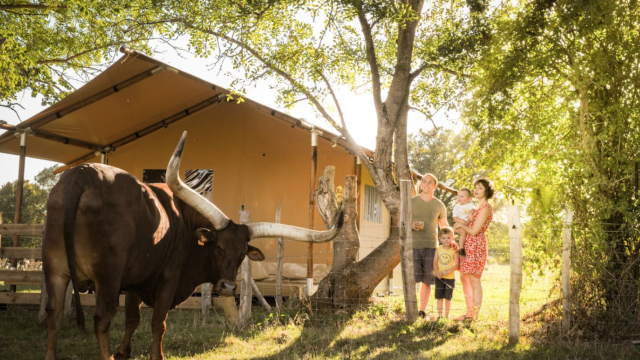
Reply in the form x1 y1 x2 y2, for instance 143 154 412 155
462 0 640 323
0 0 158 114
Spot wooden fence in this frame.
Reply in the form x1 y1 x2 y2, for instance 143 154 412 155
0 223 221 310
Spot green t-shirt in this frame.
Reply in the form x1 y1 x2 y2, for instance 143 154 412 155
411 196 447 249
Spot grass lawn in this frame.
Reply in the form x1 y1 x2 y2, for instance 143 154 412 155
1 265 637 359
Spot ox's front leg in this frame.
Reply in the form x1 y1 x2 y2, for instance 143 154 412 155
149 279 182 360
116 292 143 359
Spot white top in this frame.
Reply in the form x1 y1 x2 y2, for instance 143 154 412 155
453 202 476 221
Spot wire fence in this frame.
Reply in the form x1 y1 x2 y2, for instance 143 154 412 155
1 217 638 340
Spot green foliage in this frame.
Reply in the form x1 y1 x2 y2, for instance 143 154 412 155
408 127 470 219
0 1 158 112
0 164 59 247
463 0 640 335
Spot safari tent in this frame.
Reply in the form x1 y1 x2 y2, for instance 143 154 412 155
0 49 398 296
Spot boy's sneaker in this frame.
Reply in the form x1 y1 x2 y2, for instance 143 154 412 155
418 310 426 319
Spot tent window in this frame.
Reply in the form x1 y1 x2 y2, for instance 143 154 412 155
364 184 382 223
143 169 213 199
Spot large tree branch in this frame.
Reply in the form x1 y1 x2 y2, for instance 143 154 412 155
355 4 383 114
386 0 425 118
0 103 25 122
409 62 471 82
36 38 151 65
315 69 346 129
179 22 380 182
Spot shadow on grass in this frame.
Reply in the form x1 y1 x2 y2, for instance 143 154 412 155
2 302 639 360
249 307 455 360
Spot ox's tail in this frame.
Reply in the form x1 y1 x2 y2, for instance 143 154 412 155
62 172 86 333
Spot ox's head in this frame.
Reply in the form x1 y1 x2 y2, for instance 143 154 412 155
167 132 344 296
194 225 265 296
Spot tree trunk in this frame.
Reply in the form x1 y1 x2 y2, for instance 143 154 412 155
314 166 401 308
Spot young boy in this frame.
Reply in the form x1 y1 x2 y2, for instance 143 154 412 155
433 227 459 318
453 188 475 257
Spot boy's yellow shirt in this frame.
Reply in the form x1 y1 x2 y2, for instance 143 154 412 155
435 245 457 280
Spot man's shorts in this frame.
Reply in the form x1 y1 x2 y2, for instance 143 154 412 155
413 248 436 285
435 278 456 300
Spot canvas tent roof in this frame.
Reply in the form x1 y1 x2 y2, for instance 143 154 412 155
0 48 371 167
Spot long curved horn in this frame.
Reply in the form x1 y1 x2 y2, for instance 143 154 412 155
166 131 230 229
247 210 344 242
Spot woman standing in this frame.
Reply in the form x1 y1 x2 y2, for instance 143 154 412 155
453 179 494 321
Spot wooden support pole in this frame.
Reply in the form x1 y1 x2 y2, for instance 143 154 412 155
508 205 523 344
201 189 214 318
201 283 212 317
562 206 574 331
399 180 417 321
354 156 362 231
251 280 272 312
10 132 27 292
238 208 252 327
307 129 320 296
275 208 284 310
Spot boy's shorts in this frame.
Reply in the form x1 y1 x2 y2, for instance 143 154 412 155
435 278 455 300
413 248 436 285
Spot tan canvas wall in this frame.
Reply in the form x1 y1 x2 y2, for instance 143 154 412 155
107 101 366 282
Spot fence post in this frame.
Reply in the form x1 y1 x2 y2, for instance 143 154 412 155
562 206 574 331
251 280 272 311
11 132 27 292
275 208 284 310
399 180 417 321
507 205 523 344
238 208 252 327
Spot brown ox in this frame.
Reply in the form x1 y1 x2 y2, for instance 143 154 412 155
43 132 343 360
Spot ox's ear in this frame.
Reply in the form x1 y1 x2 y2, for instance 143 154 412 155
247 245 265 261
195 228 216 246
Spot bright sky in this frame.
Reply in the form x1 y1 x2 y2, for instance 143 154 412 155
0 41 460 185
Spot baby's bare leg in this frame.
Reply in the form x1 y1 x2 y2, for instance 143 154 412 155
459 232 467 250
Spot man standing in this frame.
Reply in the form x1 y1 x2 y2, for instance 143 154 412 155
411 173 450 319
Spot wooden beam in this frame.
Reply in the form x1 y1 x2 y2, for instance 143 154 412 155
54 94 226 174
0 270 42 284
16 66 164 132
0 247 42 260
0 224 44 236
0 292 41 305
32 130 102 151
0 121 16 131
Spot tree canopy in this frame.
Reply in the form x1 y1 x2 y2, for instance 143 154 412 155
463 0 639 335
0 0 156 117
